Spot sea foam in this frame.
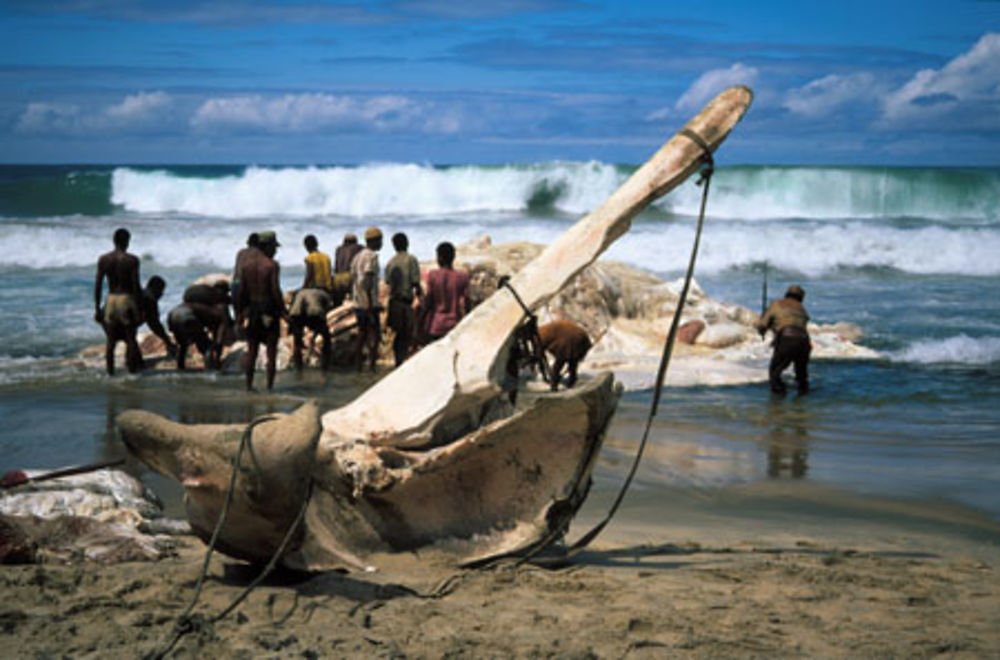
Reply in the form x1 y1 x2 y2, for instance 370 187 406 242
891 335 1000 365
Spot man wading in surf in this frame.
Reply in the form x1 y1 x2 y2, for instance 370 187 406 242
94 228 143 375
756 285 811 396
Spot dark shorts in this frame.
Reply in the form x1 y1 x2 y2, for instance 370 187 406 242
354 307 380 332
387 298 414 335
246 304 281 342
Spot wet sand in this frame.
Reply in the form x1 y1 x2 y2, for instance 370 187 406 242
3 373 1000 658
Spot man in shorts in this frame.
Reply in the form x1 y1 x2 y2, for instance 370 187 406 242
234 231 286 390
94 228 143 375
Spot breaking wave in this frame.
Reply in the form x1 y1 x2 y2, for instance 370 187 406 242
890 335 1000 365
3 163 999 221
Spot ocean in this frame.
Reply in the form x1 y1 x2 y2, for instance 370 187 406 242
1 162 999 533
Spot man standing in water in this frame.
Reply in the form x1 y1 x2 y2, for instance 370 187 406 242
384 232 422 366
94 228 143 375
235 231 286 391
756 285 811 396
351 226 383 372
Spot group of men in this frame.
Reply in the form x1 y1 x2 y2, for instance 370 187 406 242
94 228 236 380
94 225 473 392
95 227 812 396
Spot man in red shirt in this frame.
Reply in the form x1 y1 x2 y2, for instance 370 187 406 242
420 241 469 342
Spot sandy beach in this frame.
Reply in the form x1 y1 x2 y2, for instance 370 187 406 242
3 495 998 660
5 1 1000 657
2 234 998 658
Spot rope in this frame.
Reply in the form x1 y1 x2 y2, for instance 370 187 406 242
146 130 717 655
146 413 318 660
500 277 551 383
515 128 717 566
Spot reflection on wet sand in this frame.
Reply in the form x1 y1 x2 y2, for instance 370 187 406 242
763 400 812 480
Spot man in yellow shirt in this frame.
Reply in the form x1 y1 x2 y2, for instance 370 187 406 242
301 234 332 292
288 234 334 370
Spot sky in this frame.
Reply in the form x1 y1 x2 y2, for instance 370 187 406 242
1 0 999 165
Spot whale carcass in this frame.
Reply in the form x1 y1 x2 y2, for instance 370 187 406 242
117 87 753 570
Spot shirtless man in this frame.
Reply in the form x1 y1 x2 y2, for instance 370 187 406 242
234 231 286 391
167 280 233 370
538 320 592 391
139 276 177 358
230 232 259 310
94 228 143 375
168 300 233 370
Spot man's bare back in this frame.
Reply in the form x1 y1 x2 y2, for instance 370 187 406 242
94 250 141 322
239 249 283 310
234 232 285 390
94 229 143 374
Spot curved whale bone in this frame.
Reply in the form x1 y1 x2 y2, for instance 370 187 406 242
319 86 753 452
116 87 752 570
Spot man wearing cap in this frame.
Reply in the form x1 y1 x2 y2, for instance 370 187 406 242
235 230 286 390
351 226 383 372
756 285 811 396
332 233 362 307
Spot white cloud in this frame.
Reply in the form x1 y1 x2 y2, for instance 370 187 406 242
15 102 82 134
882 32 1000 126
105 91 173 124
646 63 759 121
783 73 884 118
190 93 456 134
674 63 760 114
14 92 175 134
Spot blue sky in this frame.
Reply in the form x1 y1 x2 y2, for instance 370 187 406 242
2 0 999 165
